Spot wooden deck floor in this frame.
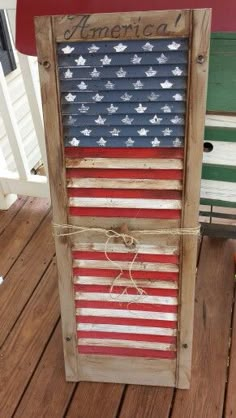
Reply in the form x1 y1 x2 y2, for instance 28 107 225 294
0 196 236 418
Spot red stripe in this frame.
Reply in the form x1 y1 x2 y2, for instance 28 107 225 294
72 251 179 264
78 345 176 359
74 284 178 297
69 207 181 218
77 331 176 344
68 188 182 200
73 268 179 281
77 315 177 329
65 147 184 159
66 168 182 180
75 300 178 313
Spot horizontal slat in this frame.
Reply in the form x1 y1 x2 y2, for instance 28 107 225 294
78 338 175 351
77 322 177 336
74 276 178 289
202 164 236 183
69 197 182 210
72 242 179 255
68 188 182 200
64 126 185 137
74 268 178 281
69 207 181 219
77 331 176 344
75 284 177 296
201 179 236 203
77 315 177 329
67 178 182 191
75 293 177 306
64 146 184 158
66 168 182 179
78 345 176 358
76 308 177 321
65 157 183 169
72 251 178 264
73 259 179 272
203 141 236 166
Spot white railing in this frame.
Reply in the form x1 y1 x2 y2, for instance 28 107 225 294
0 2 49 209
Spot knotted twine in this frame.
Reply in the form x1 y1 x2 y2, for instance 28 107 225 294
52 223 200 303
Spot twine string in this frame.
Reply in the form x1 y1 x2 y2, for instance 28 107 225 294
53 223 200 303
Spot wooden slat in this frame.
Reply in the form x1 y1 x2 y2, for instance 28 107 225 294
72 242 179 255
176 8 211 388
0 195 27 235
171 237 235 417
225 284 236 418
54 10 190 41
201 179 236 203
73 259 179 272
35 16 78 381
65 158 183 169
0 261 59 417
203 141 236 166
0 211 55 347
0 197 50 278
64 147 185 159
14 324 76 418
67 178 182 190
69 197 181 210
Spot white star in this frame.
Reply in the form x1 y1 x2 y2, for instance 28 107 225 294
113 43 128 52
133 80 144 89
171 116 184 124
142 42 154 51
77 81 88 90
168 41 181 50
88 44 100 53
145 67 157 77
122 115 134 125
172 66 183 76
105 81 115 89
161 105 172 113
120 93 132 101
162 128 173 136
173 138 183 147
64 69 73 79
95 115 106 125
135 104 147 113
100 55 112 65
90 68 100 78
173 93 183 101
65 93 76 102
67 116 77 125
156 53 168 64
69 137 80 146
116 67 127 78
97 138 107 146
75 56 86 66
110 128 120 136
78 104 89 113
126 138 135 147
62 45 75 54
160 80 173 89
81 129 92 136
149 115 163 124
92 94 104 102
107 104 118 114
151 138 160 147
147 92 159 101
131 54 142 64
138 128 149 136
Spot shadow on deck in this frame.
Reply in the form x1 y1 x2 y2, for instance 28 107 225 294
0 196 235 418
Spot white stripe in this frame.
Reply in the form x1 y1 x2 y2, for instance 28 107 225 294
201 179 236 202
72 242 179 255
203 141 236 167
67 178 182 190
66 158 183 169
76 292 177 305
73 259 179 272
69 197 181 210
74 276 178 289
78 338 175 351
76 308 177 321
77 322 177 336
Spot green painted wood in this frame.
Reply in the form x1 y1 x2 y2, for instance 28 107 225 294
200 198 236 208
202 164 236 182
204 127 236 142
207 35 236 113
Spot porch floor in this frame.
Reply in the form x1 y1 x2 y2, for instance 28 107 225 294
0 196 236 418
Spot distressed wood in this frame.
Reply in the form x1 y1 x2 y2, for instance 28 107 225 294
171 237 235 417
203 141 236 166
0 195 27 235
201 179 236 203
67 178 183 190
176 9 211 388
54 10 190 41
35 16 78 381
225 285 236 418
65 158 183 170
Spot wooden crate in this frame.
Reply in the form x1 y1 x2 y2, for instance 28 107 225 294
35 9 211 388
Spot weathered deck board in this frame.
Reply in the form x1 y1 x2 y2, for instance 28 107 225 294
119 386 174 418
0 260 59 417
0 195 27 235
171 237 236 418
0 211 55 347
225 284 236 418
0 197 50 277
14 323 75 418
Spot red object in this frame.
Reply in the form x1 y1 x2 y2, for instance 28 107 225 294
16 0 236 56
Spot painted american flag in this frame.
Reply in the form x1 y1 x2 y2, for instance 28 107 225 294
57 37 188 359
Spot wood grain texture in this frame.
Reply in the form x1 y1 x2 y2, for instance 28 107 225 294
176 8 211 388
0 195 27 235
171 237 235 417
0 211 55 347
35 16 78 381
0 261 59 417
14 323 75 418
54 10 190 41
225 284 236 418
65 158 183 170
